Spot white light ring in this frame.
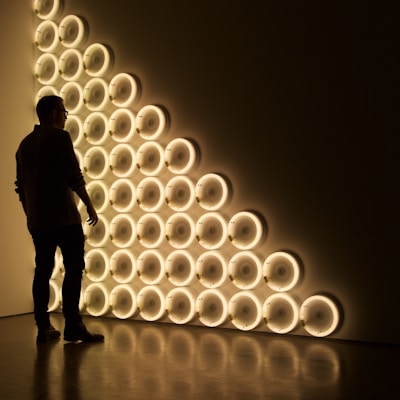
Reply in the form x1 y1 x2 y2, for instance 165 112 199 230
164 137 199 175
58 48 84 81
228 251 263 290
35 86 58 106
263 251 301 292
137 286 166 321
136 177 164 212
165 249 196 287
109 249 136 283
48 280 61 312
109 285 137 319
228 211 265 250
83 214 109 247
136 213 165 249
33 0 62 21
136 141 165 176
195 251 228 288
58 15 87 48
86 180 109 213
300 295 341 337
83 112 109 145
84 248 109 282
109 214 136 248
136 249 165 285
35 20 59 53
34 53 60 85
195 212 228 250
83 78 110 111
109 179 136 213
84 282 110 317
195 173 231 211
83 43 113 77
196 289 229 327
59 81 84 114
109 108 136 143
64 115 84 147
228 291 262 331
165 213 195 249
165 287 196 325
109 72 139 108
109 143 136 178
165 175 195 211
263 293 299 334
83 146 109 179
136 105 167 140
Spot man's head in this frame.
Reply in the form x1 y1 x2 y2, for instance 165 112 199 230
36 95 68 129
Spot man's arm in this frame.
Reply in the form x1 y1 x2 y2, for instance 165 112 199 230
74 185 98 226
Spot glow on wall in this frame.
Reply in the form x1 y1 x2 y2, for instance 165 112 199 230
32 0 342 337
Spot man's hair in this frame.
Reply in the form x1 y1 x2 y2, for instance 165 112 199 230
36 95 63 122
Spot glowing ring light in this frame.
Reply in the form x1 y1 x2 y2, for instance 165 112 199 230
109 285 137 319
195 251 227 288
263 251 301 292
137 286 166 321
136 177 164 212
136 250 165 285
34 0 62 20
109 179 136 213
48 280 61 312
164 137 199 175
83 78 109 111
64 115 83 147
58 48 84 81
195 212 228 250
58 15 87 48
109 144 136 178
86 180 109 213
83 214 109 247
84 283 110 317
59 81 84 114
196 289 229 327
83 112 109 145
109 108 136 143
166 288 196 324
35 86 58 105
165 176 195 211
109 214 136 248
136 141 165 176
110 249 136 283
83 146 109 179
195 173 231 211
109 72 139 107
228 211 265 250
84 248 109 282
228 291 262 331
263 293 299 334
136 213 165 248
228 251 263 290
83 43 113 77
300 295 341 337
165 250 196 286
35 20 59 53
136 105 167 140
34 53 59 85
165 213 195 249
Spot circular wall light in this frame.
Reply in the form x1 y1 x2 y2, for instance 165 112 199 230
34 20 59 53
195 289 229 327
109 108 136 143
195 251 228 288
165 249 196 286
165 176 195 211
109 178 136 213
109 143 136 178
109 72 139 108
59 81 84 114
83 146 109 179
58 14 88 48
164 137 200 175
136 105 168 140
195 173 231 211
136 177 164 212
84 282 110 317
83 214 109 247
300 295 341 337
136 249 165 285
109 285 137 319
195 212 228 250
84 248 109 282
136 213 165 248
83 112 109 145
165 213 195 249
34 0 63 20
86 180 109 213
136 141 165 176
83 77 109 111
166 287 196 325
228 291 262 331
228 211 266 250
35 86 58 105
34 53 60 85
48 280 61 312
83 43 113 77
109 214 136 248
64 114 83 147
109 249 136 284
263 293 299 334
137 286 166 322
58 48 84 81
263 251 301 292
228 251 263 290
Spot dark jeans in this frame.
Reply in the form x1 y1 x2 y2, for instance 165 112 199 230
31 224 85 329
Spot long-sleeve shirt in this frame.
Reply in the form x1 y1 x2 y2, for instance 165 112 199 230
15 125 85 231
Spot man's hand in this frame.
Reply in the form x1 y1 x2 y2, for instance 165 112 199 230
86 204 98 226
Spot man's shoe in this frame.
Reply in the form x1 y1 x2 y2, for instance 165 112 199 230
36 325 61 344
64 322 104 343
